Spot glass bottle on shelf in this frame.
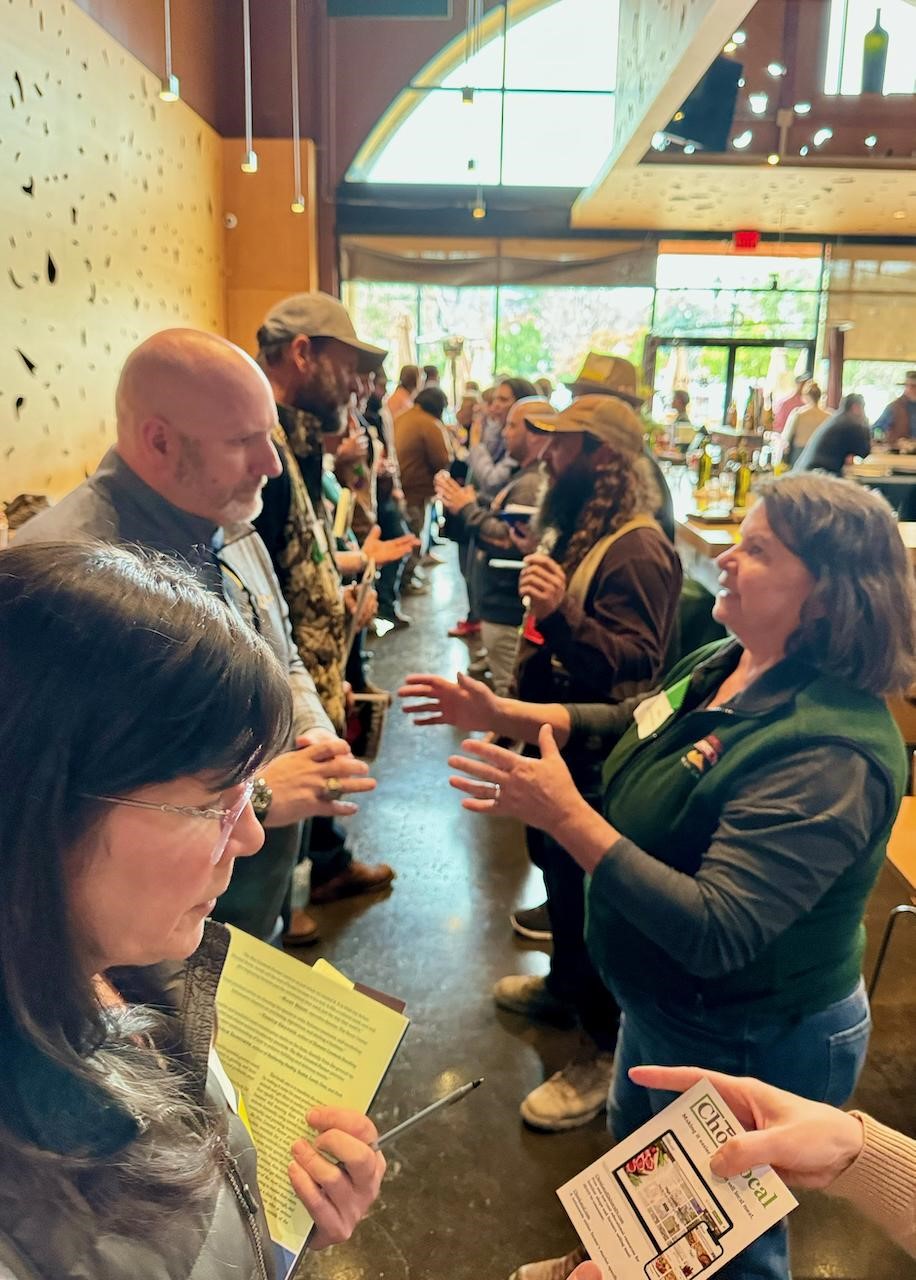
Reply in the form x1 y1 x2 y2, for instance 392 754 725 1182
725 400 738 428
862 8 889 94
697 438 713 491
761 393 775 431
733 442 752 509
742 387 757 433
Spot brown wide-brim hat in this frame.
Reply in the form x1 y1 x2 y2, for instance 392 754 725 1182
525 394 644 458
562 352 644 407
260 291 388 375
899 370 916 385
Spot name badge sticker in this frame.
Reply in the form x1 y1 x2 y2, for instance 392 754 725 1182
634 691 676 739
633 673 692 740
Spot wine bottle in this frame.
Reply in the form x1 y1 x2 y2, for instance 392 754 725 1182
862 8 889 94
733 442 752 509
697 440 713 491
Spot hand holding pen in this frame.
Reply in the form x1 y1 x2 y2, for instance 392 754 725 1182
288 1080 484 1254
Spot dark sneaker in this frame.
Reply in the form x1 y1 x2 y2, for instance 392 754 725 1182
510 903 552 941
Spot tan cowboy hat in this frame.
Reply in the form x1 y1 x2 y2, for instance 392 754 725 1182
524 394 644 458
563 352 643 407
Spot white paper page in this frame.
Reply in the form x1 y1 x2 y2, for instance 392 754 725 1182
558 1080 797 1280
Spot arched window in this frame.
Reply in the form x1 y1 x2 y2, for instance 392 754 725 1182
347 0 619 187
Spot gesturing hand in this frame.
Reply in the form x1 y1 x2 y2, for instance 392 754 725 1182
260 737 376 824
519 553 566 621
343 583 378 630
362 524 420 566
447 723 580 833
628 1067 865 1188
335 432 369 464
398 671 499 731
289 1106 386 1250
434 473 476 514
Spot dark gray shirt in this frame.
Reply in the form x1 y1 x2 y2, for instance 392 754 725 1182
15 447 332 739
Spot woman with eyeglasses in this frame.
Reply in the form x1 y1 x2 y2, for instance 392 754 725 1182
0 542 384 1278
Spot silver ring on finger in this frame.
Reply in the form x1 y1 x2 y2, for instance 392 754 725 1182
491 783 501 803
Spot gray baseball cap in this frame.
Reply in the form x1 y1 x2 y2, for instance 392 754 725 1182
259 291 387 375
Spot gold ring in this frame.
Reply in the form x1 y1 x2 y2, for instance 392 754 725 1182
325 777 343 801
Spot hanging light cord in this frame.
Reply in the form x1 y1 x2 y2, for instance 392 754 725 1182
163 0 173 80
465 0 483 69
290 0 302 202
243 0 254 159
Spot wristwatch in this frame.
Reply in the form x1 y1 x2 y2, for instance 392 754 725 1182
250 776 273 822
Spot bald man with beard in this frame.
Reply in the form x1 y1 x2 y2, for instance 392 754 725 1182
17 328 376 942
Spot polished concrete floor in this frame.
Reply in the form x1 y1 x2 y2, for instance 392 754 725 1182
296 549 916 1280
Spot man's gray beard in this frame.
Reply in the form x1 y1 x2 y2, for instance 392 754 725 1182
222 491 264 527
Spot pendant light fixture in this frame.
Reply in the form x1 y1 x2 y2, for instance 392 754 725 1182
290 0 305 212
158 0 180 102
240 0 258 173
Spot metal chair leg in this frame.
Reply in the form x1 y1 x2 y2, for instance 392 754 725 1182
868 903 916 1000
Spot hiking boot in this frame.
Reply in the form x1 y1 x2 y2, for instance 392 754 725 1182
492 975 576 1027
520 1051 615 1131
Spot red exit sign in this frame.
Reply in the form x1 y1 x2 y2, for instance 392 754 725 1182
733 229 761 252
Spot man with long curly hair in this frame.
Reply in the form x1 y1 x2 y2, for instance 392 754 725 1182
492 395 683 1132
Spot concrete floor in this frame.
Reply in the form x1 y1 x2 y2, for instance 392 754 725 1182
296 549 916 1280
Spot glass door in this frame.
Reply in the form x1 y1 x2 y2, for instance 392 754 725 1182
648 338 816 426
651 343 730 428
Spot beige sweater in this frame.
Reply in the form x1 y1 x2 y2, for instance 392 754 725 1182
830 1112 916 1257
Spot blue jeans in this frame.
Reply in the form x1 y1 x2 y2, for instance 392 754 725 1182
608 980 871 1280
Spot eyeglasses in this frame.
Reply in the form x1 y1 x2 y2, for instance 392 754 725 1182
83 780 254 864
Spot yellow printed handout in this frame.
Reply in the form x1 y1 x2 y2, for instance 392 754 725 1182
215 926 408 1254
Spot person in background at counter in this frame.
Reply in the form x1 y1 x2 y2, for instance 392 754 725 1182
783 381 831 467
794 393 871 476
438 474 916 1280
0 542 385 1278
630 1066 916 1261
16 329 377 945
772 371 812 434
872 369 916 444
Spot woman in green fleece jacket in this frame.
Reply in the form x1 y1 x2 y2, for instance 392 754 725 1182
408 474 916 1280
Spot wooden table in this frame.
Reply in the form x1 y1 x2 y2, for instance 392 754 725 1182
868 794 916 996
675 517 916 597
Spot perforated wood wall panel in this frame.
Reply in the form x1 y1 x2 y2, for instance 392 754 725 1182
2 0 226 501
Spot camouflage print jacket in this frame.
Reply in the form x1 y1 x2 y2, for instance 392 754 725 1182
255 407 348 734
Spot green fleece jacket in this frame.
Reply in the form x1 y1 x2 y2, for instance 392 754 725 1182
585 640 906 1018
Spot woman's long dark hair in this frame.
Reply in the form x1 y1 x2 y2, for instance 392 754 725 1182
0 541 292 1222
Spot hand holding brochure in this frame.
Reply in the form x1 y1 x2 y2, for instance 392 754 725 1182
558 1080 797 1280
